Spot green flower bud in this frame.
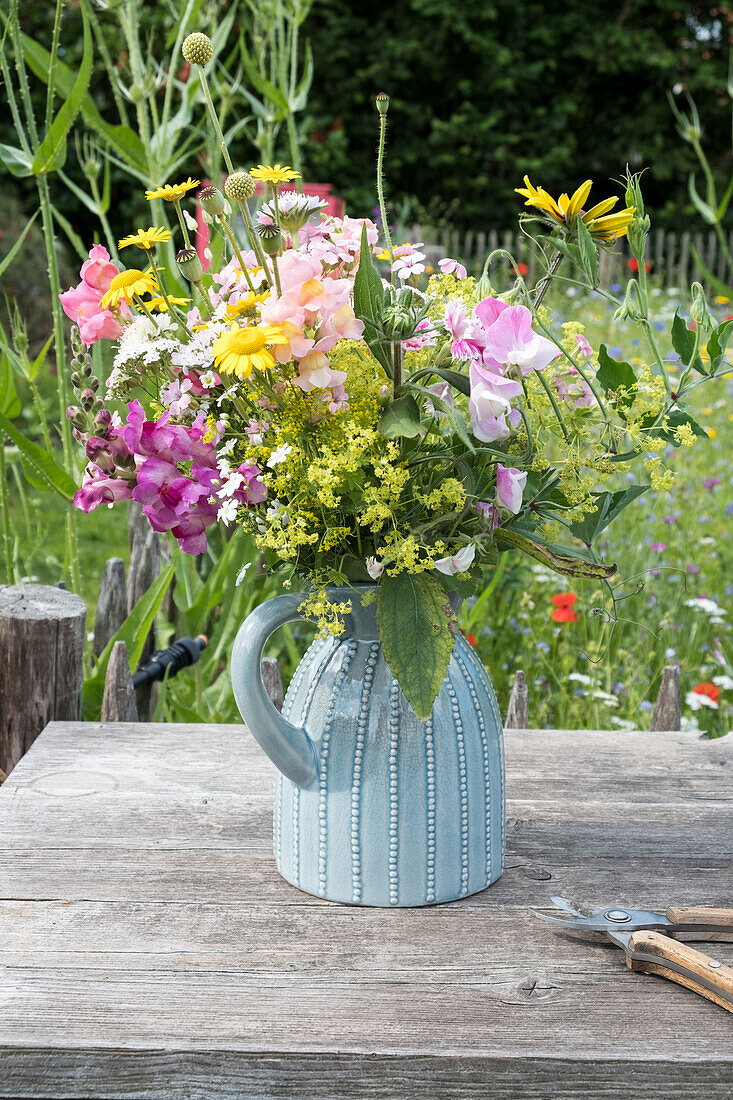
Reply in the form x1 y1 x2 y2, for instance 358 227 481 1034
225 171 256 201
176 247 203 283
182 32 214 66
199 184 226 217
690 281 713 330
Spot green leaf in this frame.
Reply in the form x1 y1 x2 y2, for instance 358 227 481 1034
495 527 617 579
410 365 470 396
290 41 314 111
26 333 54 383
0 354 20 418
353 223 391 372
569 484 648 547
707 318 733 373
377 572 457 720
83 562 175 719
0 408 77 498
378 394 423 438
31 2 93 174
20 32 147 174
576 216 599 287
51 203 89 262
671 310 705 374
0 210 38 280
596 344 637 406
0 142 33 177
239 44 289 113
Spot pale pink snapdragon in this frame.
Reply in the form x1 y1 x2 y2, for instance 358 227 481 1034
59 244 128 346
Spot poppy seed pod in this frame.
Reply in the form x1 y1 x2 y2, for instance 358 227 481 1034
182 32 214 66
375 92 390 117
258 224 282 256
199 185 226 217
176 248 203 283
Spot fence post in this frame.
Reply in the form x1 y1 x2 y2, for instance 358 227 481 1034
505 670 529 729
101 640 138 723
650 666 681 732
93 557 127 657
0 584 86 776
127 503 161 720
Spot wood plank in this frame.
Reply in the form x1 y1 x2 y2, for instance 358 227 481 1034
0 722 730 1098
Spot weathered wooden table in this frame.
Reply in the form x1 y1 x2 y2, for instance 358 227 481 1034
0 722 731 1098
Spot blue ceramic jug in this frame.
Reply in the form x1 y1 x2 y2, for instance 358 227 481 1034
231 585 505 906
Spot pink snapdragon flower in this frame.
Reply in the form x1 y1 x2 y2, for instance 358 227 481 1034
59 244 128 346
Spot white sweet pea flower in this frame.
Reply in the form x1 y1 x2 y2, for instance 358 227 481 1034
267 443 293 467
366 557 384 580
183 210 198 232
434 543 476 576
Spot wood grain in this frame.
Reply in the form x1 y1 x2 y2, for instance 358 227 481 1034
667 907 733 928
0 722 731 1098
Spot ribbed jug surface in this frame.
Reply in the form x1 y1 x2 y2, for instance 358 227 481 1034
274 631 505 906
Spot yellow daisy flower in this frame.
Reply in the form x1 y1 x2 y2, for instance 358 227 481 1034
100 269 158 309
145 178 200 203
225 291 270 320
515 176 635 243
212 321 289 378
147 295 191 312
249 164 301 186
118 227 173 251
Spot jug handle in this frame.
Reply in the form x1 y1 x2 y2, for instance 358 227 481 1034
231 593 318 788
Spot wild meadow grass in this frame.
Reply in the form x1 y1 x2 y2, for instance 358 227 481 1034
5 282 732 734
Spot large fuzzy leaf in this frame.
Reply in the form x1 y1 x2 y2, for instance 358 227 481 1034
377 572 457 720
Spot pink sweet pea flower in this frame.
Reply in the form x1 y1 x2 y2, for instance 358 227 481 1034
59 244 127 346
480 303 558 375
468 362 523 442
496 464 527 514
575 334 593 357
439 257 467 279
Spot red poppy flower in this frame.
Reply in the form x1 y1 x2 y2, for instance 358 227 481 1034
627 257 651 274
460 630 477 647
551 592 579 623
693 682 720 704
516 262 528 277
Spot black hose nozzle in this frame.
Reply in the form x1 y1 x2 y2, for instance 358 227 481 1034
132 635 208 688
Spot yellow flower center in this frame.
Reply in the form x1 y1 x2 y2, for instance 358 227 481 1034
229 327 268 355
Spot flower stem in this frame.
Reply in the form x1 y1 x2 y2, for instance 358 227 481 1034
0 434 16 585
271 252 283 297
239 200 272 282
218 218 256 293
198 64 236 175
172 200 192 249
533 249 563 308
376 113 394 268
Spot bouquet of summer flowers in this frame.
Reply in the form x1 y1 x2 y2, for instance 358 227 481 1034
61 35 730 718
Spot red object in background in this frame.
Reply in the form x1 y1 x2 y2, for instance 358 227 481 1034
460 631 477 648
516 262 528 277
550 593 579 623
627 257 651 274
693 682 720 704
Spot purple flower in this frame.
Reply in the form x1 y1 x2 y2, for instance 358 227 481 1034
686 564 700 574
651 542 666 553
476 299 558 375
704 477 721 489
476 500 499 528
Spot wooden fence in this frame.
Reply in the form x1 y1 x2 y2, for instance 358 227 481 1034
411 225 733 293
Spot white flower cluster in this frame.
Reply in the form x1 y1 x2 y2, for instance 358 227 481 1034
106 315 178 394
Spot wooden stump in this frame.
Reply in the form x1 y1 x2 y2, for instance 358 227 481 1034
650 666 681 732
0 584 86 776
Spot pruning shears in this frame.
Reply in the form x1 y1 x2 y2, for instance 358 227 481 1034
531 896 733 1013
